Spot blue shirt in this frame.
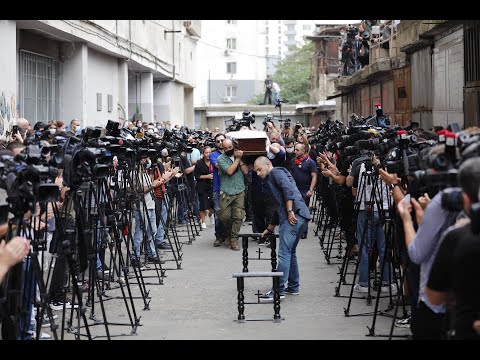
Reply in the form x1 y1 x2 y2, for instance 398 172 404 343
289 157 318 193
210 150 222 192
267 167 311 225
251 171 272 197
407 191 460 313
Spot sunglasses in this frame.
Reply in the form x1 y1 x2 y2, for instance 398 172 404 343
216 139 224 143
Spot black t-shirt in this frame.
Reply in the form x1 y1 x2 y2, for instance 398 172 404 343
428 224 480 340
194 158 213 192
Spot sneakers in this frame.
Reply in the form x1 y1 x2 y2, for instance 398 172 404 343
213 238 223 247
146 256 165 265
209 214 215 225
49 301 79 311
381 283 397 293
230 240 240 251
395 315 411 328
201 222 207 229
259 290 285 302
284 287 300 295
130 258 146 270
41 314 59 328
380 284 397 293
353 283 370 293
156 242 172 250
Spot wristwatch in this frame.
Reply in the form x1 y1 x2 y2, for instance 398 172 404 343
287 209 294 213
390 182 399 190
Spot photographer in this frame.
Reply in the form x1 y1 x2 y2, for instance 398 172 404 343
396 184 461 339
131 158 162 267
151 156 176 250
351 154 393 293
426 157 480 339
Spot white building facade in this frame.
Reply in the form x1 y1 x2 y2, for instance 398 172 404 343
0 19 200 133
194 20 266 107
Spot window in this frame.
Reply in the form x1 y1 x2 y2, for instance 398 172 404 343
303 24 311 31
287 24 295 31
227 62 237 74
19 50 59 123
287 35 295 42
226 85 237 97
226 38 237 50
227 20 237 25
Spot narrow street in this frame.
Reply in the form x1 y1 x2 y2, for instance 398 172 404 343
62 220 410 340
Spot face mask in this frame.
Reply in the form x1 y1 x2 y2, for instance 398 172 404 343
49 129 56 135
225 149 234 157
145 160 151 169
286 147 294 154
148 129 154 134
75 127 82 135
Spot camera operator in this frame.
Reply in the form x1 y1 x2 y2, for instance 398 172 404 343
395 173 461 339
131 157 163 267
150 155 176 250
175 145 196 225
217 138 249 251
350 153 393 293
319 149 358 256
426 156 480 339
68 119 81 137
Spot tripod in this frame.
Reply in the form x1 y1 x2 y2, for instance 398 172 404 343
343 163 399 318
1 192 61 340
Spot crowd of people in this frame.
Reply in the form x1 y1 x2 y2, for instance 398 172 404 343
1 112 480 340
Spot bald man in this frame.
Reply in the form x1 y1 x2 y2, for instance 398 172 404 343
216 138 249 251
253 156 311 301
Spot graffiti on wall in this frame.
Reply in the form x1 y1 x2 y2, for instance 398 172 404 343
0 92 17 136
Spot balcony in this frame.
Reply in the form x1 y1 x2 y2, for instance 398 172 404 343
335 20 407 90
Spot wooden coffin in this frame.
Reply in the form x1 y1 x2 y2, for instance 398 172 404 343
226 130 268 156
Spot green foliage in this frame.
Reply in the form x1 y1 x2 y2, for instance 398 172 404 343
247 42 314 105
273 42 314 104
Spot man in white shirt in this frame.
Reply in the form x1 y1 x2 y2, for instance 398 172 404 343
272 82 281 104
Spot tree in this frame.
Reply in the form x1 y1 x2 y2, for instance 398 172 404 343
248 42 314 105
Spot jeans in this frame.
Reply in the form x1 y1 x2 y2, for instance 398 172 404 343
154 198 168 245
17 258 36 340
133 207 157 258
299 191 311 236
272 215 308 295
213 190 226 239
274 91 281 103
356 210 390 287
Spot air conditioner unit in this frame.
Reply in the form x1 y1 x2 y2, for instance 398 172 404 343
224 50 230 56
223 96 232 103
183 21 192 28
